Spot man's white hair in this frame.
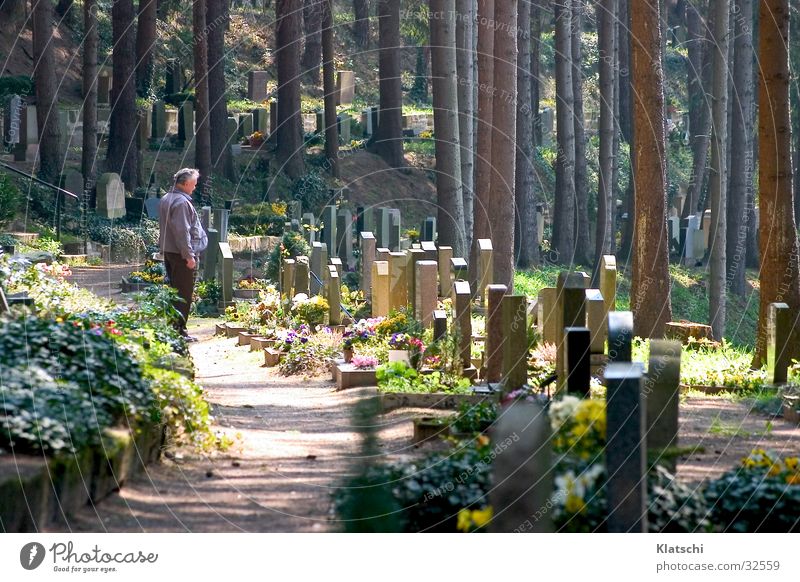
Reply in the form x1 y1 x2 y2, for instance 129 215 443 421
173 168 200 184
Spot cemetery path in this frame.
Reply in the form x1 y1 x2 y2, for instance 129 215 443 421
45 319 420 533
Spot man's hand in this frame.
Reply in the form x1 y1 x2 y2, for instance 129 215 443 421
186 257 197 269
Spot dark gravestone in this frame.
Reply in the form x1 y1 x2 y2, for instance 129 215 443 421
605 362 647 533
177 102 194 146
556 272 587 393
485 284 508 384
247 71 269 103
269 99 278 140
645 340 681 465
421 216 437 242
608 311 634 362
489 401 553 533
203 228 220 281
564 327 591 397
389 209 401 251
321 205 337 259
145 197 161 220
501 295 528 391
450 257 468 282
767 302 791 385
165 60 184 94
433 310 448 342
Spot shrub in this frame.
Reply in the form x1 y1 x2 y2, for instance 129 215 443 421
0 174 22 225
266 231 311 282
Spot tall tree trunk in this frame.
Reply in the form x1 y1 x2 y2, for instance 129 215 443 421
755 0 800 365
456 0 475 256
471 0 494 283
791 5 800 226
82 0 98 192
515 0 535 268
553 0 576 262
727 0 754 296
0 0 25 30
301 0 323 86
106 0 138 190
276 0 306 179
136 0 157 97
708 0 729 340
411 44 430 102
571 0 590 264
32 0 61 184
353 0 369 49
618 0 634 255
630 0 672 338
595 0 616 277
208 0 235 182
322 0 339 177
531 2 542 148
194 0 212 200
369 0 405 167
430 0 466 257
489 0 517 289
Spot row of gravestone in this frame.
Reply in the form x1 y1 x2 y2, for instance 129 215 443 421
246 70 356 106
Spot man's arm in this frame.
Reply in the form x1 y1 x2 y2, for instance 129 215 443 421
170 199 195 261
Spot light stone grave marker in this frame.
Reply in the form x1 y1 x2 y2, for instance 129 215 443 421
415 261 438 327
485 285 508 384
371 261 390 317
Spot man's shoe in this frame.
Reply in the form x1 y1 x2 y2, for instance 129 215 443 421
183 335 199 343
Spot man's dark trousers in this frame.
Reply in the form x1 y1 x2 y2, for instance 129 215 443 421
164 252 195 334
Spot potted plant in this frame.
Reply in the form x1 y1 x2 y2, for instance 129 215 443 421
388 333 424 369
342 328 373 363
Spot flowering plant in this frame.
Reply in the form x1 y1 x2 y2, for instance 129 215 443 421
456 506 493 532
351 355 378 370
291 293 329 326
236 278 270 290
276 326 311 352
343 328 373 350
388 333 424 352
549 396 606 461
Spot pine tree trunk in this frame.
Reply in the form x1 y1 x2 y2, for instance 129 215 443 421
107 0 138 190
136 0 158 97
322 0 339 177
82 0 98 192
708 0 729 341
471 0 494 283
208 0 235 182
430 0 466 257
726 0 754 296
630 0 672 338
531 2 542 148
595 0 616 275
618 0 634 255
32 0 61 184
353 0 369 49
411 45 430 102
369 0 405 168
755 0 800 366
515 0 535 268
456 0 475 255
571 0 590 264
301 0 323 86
790 6 800 227
276 0 306 179
489 0 517 289
553 0 576 261
194 0 212 200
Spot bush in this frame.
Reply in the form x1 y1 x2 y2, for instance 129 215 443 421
88 217 159 260
228 202 287 236
291 169 331 213
266 231 311 282
0 174 22 225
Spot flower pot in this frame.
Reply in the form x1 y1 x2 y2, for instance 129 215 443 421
388 349 411 366
343 348 354 363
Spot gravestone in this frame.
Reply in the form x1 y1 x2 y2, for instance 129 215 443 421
376 247 390 263
438 246 453 297
226 116 239 152
608 311 634 362
165 60 184 94
61 170 83 199
321 205 337 259
3 94 22 146
252 108 269 133
371 261 390 317
477 239 494 305
213 208 230 242
328 269 342 325
407 248 426 315
702 210 712 248
219 242 234 305
247 71 269 103
336 209 354 267
338 113 351 143
489 401 553 533
645 340 682 460
310 242 328 296
238 112 254 138
767 302 791 385
97 71 111 104
421 217 437 242
415 260 438 327
564 327 591 397
684 215 701 263
315 110 325 134
389 252 409 311
502 295 528 391
454 280 473 369
287 200 302 222
605 362 648 533
329 256 343 277
145 196 161 220
360 232 376 298
486 285 508 384
203 228 220 280
585 289 606 354
556 272 587 393
600 255 617 314
336 70 355 105
421 240 437 262
177 102 194 145
450 257 468 283
294 256 310 296
281 258 296 299
302 212 317 244
433 310 448 342
269 100 278 139
376 207 392 248
96 173 126 219
325 264 337 297
389 209 401 251
537 288 558 345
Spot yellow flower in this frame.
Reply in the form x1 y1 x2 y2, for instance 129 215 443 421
471 506 493 528
565 493 586 514
476 434 490 448
456 509 472 533
768 463 782 477
785 457 799 471
785 474 800 485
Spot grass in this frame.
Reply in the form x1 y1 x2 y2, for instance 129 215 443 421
403 138 435 157
708 417 753 438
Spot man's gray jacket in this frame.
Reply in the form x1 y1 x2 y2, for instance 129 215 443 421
158 189 208 260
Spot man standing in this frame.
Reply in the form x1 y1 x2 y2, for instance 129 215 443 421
159 168 208 340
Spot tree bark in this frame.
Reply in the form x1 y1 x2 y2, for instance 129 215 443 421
515 0 536 268
630 0 672 338
726 0 754 296
571 0 590 264
136 0 157 97
707 0 729 341
755 0 800 365
276 0 306 179
553 0 576 262
107 0 138 190
193 0 212 200
322 0 339 177
456 0 475 256
301 0 323 86
595 0 616 276
430 0 466 257
369 0 405 168
531 2 542 148
82 0 98 192
489 0 517 288
618 0 634 255
208 0 235 182
353 0 370 49
32 0 61 184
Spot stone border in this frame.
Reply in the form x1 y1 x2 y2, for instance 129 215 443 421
380 391 497 413
334 361 378 390
120 277 154 294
